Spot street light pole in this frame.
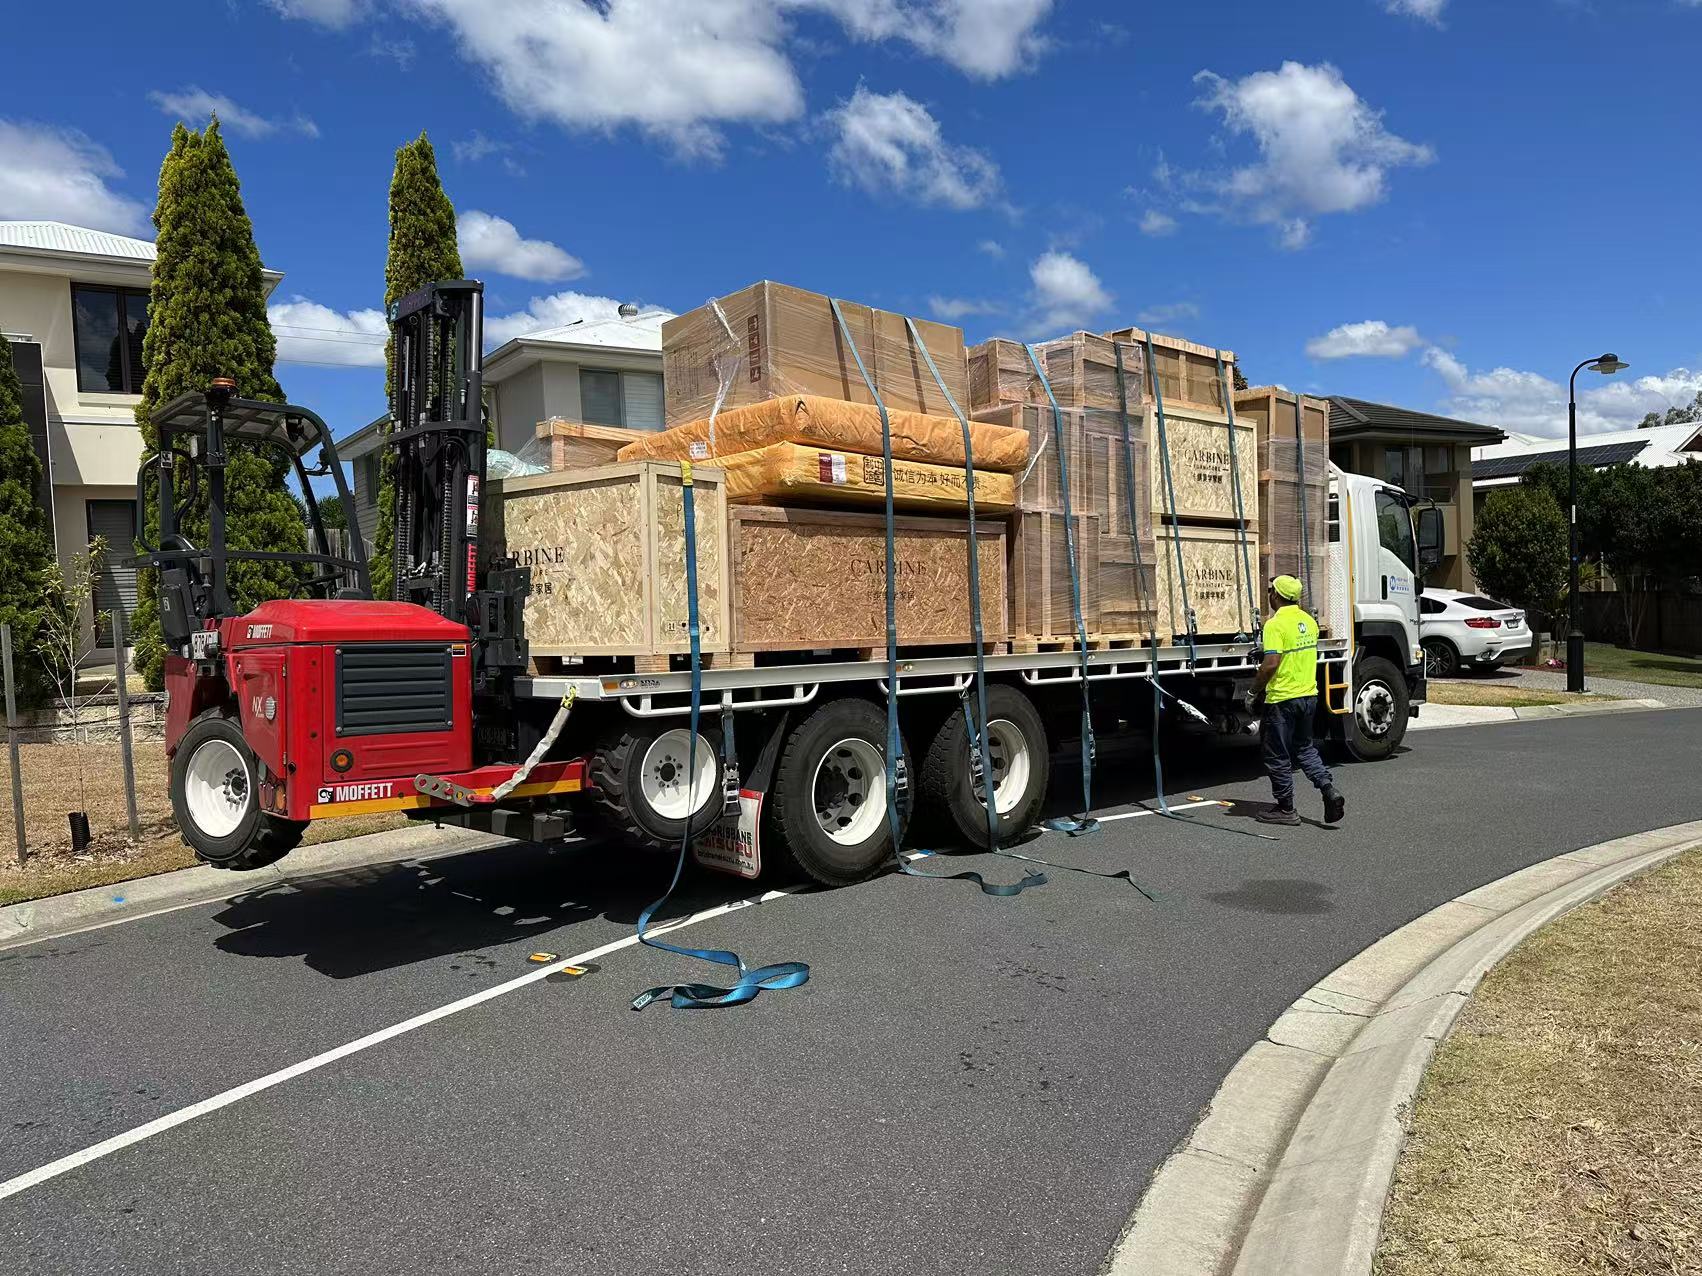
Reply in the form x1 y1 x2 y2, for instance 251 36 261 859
1566 353 1628 693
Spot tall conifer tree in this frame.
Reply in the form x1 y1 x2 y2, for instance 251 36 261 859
372 132 463 599
0 332 55 705
130 119 308 687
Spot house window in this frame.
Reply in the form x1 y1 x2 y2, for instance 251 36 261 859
578 368 665 430
1381 444 1456 504
72 285 150 394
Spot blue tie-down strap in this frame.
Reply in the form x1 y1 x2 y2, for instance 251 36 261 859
632 463 808 1011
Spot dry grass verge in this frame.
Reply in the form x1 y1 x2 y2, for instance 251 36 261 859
0 740 404 906
1374 847 1702 1275
1426 682 1616 710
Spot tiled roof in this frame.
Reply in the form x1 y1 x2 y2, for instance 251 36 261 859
1328 395 1505 443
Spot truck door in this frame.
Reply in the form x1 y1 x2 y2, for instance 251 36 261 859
1369 487 1422 666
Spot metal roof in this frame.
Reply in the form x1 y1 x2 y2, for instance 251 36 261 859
1472 439 1650 481
0 220 156 261
1327 395 1506 443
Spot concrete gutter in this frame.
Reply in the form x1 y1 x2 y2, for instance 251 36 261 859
1104 818 1702 1276
1409 695 1667 731
0 824 512 950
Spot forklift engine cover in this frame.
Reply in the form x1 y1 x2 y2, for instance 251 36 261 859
171 599 476 823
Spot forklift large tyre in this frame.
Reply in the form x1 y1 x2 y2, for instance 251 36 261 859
918 684 1049 847
768 697 912 887
589 721 725 848
170 711 302 870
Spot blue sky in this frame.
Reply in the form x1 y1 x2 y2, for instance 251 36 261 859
5 0 1700 453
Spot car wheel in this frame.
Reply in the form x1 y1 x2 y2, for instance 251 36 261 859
1422 638 1459 679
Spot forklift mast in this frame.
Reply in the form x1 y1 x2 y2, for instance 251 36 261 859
387 280 528 690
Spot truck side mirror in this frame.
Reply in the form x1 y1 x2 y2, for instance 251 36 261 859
1416 506 1444 569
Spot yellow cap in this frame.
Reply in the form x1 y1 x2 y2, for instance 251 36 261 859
1272 575 1304 602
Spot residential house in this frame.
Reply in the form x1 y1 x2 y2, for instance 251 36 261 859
338 307 666 552
1472 420 1702 511
0 220 282 657
1326 396 1506 592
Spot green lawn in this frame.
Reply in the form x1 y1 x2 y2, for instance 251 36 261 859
1582 642 1702 689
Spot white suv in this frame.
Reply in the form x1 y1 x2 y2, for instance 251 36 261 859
1420 588 1534 677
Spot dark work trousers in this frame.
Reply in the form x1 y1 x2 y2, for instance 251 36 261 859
1261 696 1332 808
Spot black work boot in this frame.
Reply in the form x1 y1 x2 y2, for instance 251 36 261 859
1257 803 1301 826
1323 787 1346 824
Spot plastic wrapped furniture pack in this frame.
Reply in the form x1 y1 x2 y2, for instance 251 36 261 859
715 441 1017 513
1103 327 1230 412
661 281 969 428
968 332 1146 417
617 394 1029 473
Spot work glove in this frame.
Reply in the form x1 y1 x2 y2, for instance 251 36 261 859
1243 688 1265 716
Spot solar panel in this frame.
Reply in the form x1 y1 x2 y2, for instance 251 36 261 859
1473 439 1649 481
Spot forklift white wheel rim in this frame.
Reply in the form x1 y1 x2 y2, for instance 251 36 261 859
812 737 887 846
638 729 718 822
184 738 252 838
977 719 1031 817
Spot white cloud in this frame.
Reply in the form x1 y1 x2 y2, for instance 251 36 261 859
977 239 1006 259
1422 346 1702 437
826 86 1000 210
1386 0 1447 24
1306 319 1425 360
1191 61 1434 248
1029 251 1111 333
1139 210 1178 237
457 211 583 282
0 120 148 235
396 0 1053 157
1136 302 1201 328
484 291 676 345
148 87 318 139
265 0 367 28
928 296 1002 321
268 297 388 367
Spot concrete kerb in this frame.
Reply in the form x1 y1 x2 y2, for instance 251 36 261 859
0 823 512 950
1104 819 1702 1276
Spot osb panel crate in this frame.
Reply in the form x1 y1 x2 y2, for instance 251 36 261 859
1151 407 1259 526
534 419 651 471
1153 523 1261 641
494 462 730 658
1010 510 1101 643
729 506 1007 651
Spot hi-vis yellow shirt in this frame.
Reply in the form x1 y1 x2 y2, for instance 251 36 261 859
1262 605 1320 703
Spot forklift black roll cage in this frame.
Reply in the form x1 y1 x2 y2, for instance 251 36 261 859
133 379 372 647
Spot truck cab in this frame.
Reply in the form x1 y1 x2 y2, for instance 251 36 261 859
1327 465 1440 760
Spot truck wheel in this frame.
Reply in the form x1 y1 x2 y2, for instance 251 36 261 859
768 698 911 887
1345 654 1409 761
590 721 724 848
919 685 1048 847
171 712 294 869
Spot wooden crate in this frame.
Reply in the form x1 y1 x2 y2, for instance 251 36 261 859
974 402 1084 513
534 419 651 471
1153 523 1261 641
1009 511 1100 643
1095 540 1158 639
728 506 1007 651
1151 407 1260 526
494 462 731 658
1037 331 1144 414
1235 386 1329 447
1103 327 1235 412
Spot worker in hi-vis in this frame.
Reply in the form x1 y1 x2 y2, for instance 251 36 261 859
1246 575 1346 827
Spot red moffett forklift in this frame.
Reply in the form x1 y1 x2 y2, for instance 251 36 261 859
138 280 585 870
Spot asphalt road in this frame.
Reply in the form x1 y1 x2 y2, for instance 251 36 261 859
3 709 1699 1275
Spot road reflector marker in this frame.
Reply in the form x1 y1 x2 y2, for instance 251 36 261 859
527 952 558 964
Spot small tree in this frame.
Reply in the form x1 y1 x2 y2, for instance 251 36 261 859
373 132 464 599
0 333 56 707
1468 486 1568 630
129 118 308 688
38 539 111 822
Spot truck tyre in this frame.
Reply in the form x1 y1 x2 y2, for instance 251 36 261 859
589 721 724 848
171 711 297 870
918 685 1048 848
768 698 911 887
1345 654 1409 761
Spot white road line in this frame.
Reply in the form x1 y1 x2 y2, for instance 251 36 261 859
0 885 801 1204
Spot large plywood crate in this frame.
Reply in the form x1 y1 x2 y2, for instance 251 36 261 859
1103 327 1234 413
970 332 1147 416
728 506 1007 651
662 280 967 427
1238 386 1331 624
494 462 731 659
1153 523 1262 641
1009 510 1100 644
1150 406 1259 526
